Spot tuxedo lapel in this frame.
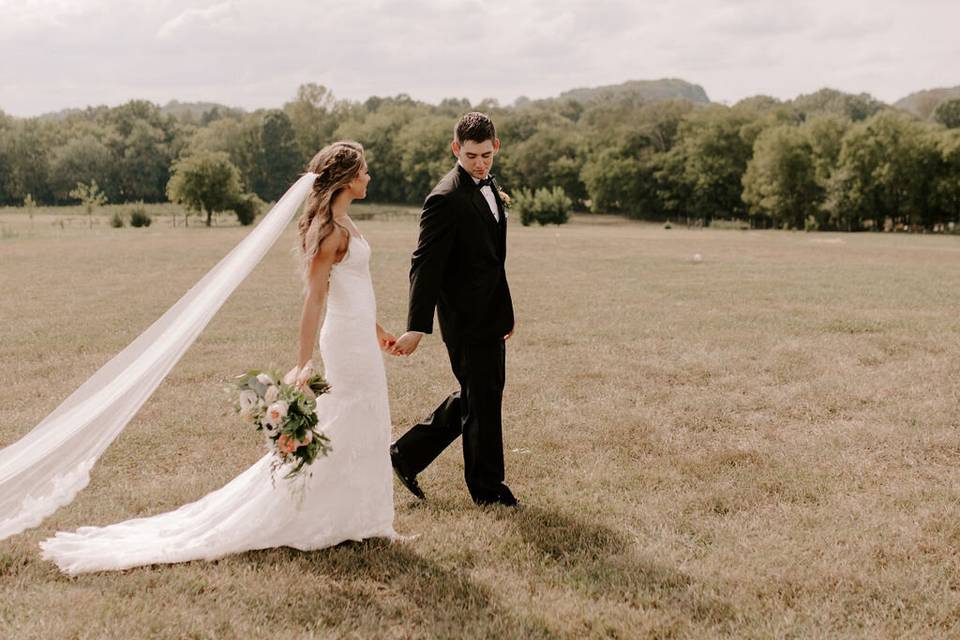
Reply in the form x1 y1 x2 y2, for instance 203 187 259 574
470 189 499 234
489 179 507 257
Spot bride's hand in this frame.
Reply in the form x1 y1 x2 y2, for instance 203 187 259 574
284 362 314 388
377 327 397 353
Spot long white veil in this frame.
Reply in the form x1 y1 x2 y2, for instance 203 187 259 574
0 172 318 541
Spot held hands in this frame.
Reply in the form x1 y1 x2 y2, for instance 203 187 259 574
389 332 423 356
387 324 512 356
377 326 397 353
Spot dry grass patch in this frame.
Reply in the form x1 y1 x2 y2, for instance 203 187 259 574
1 215 959 638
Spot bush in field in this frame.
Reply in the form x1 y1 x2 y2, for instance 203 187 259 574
231 193 263 226
110 212 125 228
512 186 572 227
129 205 152 227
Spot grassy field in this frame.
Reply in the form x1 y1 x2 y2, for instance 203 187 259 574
1 207 960 639
0 201 419 240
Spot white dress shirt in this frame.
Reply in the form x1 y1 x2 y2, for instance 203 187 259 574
460 162 500 222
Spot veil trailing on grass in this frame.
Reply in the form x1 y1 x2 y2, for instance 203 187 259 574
0 172 318 541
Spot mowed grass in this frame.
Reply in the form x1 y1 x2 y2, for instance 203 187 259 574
1 208 960 639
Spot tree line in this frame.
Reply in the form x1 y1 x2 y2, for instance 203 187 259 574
1 84 958 231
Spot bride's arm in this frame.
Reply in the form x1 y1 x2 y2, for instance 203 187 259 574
294 230 346 375
375 322 397 352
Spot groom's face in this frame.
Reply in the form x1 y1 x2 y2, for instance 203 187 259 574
452 138 500 180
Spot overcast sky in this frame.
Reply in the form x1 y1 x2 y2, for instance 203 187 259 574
1 0 957 117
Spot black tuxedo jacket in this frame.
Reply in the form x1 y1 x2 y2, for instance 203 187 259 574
406 164 514 345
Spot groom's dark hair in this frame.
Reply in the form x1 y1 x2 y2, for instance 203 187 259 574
455 112 496 144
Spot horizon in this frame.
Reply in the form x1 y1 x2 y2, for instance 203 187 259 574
1 0 958 118
2 77 954 120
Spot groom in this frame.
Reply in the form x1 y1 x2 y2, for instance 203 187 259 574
389 112 518 508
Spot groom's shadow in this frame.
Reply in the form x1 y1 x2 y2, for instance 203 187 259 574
237 539 557 638
489 504 736 626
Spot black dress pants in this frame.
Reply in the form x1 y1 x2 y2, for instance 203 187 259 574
395 339 507 502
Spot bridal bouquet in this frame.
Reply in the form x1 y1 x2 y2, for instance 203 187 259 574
231 365 332 479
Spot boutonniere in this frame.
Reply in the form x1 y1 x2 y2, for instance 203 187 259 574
497 188 512 207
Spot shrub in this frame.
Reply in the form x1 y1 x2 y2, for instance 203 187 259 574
709 219 751 230
512 186 572 227
110 212 125 228
129 205 152 228
231 193 264 226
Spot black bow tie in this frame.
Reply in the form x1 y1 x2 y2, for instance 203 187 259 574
477 176 495 188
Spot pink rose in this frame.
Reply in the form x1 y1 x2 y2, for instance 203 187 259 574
277 434 299 454
264 401 288 429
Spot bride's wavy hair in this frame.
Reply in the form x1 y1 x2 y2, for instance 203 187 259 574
297 141 365 281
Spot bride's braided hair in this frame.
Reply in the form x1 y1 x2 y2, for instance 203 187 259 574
297 141 365 281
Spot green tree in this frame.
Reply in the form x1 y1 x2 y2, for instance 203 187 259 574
826 111 938 229
791 89 886 122
933 99 960 129
284 83 339 158
742 125 821 229
254 110 302 201
49 134 114 202
801 114 849 185
0 119 54 204
669 106 755 223
69 180 108 229
99 100 181 202
800 115 850 228
501 126 587 206
186 116 262 192
581 147 657 216
335 103 418 202
396 115 453 202
117 119 173 201
935 130 960 223
166 151 245 227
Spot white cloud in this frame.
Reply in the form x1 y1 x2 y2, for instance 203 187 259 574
156 1 236 40
0 0 957 116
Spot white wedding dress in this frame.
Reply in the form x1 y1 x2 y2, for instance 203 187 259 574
40 233 396 575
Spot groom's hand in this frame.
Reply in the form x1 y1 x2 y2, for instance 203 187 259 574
390 332 423 356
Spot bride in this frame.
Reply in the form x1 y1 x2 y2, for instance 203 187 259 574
40 141 399 575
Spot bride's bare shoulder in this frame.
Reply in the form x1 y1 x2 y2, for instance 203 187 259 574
313 226 350 266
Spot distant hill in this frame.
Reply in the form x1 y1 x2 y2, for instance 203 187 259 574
556 78 711 105
35 108 84 122
33 100 244 122
895 86 960 119
160 100 244 122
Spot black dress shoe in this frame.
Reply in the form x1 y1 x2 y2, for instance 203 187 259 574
390 444 425 500
473 486 519 508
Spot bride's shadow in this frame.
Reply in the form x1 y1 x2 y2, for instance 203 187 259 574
234 503 734 633
236 538 556 638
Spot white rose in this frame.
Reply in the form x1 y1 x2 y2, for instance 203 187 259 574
238 389 258 413
265 385 279 403
256 373 275 386
301 430 313 445
265 401 288 428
